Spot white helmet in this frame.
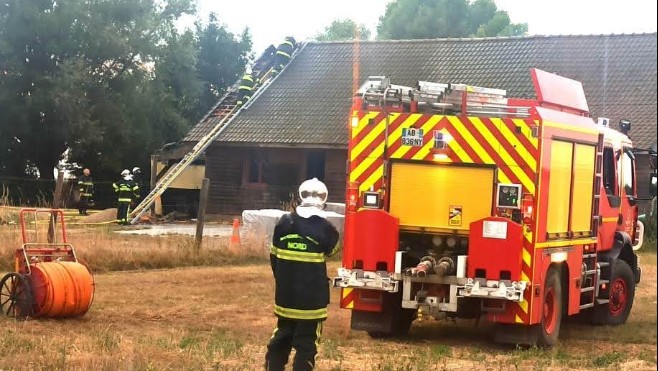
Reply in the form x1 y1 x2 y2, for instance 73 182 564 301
121 169 130 177
132 167 141 174
299 178 328 206
296 178 328 218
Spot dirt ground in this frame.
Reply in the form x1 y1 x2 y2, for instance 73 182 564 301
1 256 656 370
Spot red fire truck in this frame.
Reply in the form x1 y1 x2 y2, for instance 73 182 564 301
332 68 657 346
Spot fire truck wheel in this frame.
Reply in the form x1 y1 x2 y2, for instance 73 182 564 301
536 268 562 347
593 259 635 326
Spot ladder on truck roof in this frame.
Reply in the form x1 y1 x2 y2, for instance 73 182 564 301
359 76 530 118
128 42 307 225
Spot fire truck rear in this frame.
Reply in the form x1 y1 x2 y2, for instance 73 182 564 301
333 68 657 346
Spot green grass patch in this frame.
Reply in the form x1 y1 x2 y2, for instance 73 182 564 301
591 351 626 367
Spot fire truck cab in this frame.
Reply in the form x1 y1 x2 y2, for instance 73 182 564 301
333 68 657 346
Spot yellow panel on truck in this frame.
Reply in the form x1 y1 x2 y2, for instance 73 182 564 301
389 162 494 231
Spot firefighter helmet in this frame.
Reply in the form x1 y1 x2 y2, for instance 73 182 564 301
121 169 130 177
296 178 328 218
299 178 328 206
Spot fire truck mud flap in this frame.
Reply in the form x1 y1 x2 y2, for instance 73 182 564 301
350 292 415 336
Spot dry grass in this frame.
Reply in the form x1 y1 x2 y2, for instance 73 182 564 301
0 218 267 274
0 258 655 370
0 216 656 370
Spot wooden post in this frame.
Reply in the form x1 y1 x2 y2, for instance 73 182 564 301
195 178 210 250
150 154 158 218
48 170 65 243
53 170 65 208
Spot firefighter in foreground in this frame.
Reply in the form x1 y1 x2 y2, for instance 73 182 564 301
265 178 340 371
113 169 140 225
77 168 94 216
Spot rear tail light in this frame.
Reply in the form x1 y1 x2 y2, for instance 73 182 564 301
522 193 534 225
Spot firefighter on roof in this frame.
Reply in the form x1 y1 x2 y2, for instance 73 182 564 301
271 36 296 76
237 70 258 106
265 178 340 371
113 169 140 225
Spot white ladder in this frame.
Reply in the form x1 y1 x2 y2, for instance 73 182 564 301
129 42 307 224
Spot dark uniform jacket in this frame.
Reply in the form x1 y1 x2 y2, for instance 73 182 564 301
112 178 139 202
275 40 294 60
238 73 257 92
270 211 339 321
77 175 94 198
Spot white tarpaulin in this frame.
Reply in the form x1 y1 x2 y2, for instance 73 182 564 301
241 209 345 255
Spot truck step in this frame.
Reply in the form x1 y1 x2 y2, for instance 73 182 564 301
580 287 595 293
596 298 609 305
582 253 597 259
597 262 610 268
579 303 594 309
584 269 597 275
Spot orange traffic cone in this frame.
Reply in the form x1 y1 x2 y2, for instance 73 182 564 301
230 218 241 247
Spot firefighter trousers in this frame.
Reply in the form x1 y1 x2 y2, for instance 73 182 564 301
116 201 131 225
265 318 323 371
78 196 91 215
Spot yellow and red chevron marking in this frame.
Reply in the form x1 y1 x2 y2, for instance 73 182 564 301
514 227 535 324
340 288 356 309
349 113 539 194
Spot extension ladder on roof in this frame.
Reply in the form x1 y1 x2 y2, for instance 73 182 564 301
128 42 307 224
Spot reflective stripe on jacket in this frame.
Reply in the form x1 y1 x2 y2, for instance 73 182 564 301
270 212 339 320
77 175 94 197
275 41 294 60
113 178 139 202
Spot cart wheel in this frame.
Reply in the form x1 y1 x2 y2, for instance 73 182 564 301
0 273 33 319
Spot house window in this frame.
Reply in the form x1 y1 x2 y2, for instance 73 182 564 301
245 151 264 185
306 151 325 181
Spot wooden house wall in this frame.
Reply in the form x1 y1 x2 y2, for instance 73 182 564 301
205 145 346 215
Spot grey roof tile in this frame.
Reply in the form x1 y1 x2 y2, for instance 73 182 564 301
185 34 657 150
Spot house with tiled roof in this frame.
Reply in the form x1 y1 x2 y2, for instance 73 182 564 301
181 33 657 216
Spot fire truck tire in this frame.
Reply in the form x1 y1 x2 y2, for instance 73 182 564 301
536 268 562 347
592 259 635 326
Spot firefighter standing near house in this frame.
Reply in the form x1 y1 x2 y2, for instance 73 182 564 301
77 168 94 216
113 169 140 225
271 36 296 76
265 178 340 371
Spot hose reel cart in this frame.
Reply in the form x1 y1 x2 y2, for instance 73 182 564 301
0 209 95 319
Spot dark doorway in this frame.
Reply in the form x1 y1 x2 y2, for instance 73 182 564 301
306 151 325 181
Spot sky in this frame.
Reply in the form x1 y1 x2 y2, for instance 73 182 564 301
186 0 657 54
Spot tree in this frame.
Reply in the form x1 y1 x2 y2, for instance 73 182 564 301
195 13 252 119
376 0 527 40
315 19 372 41
0 1 252 179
